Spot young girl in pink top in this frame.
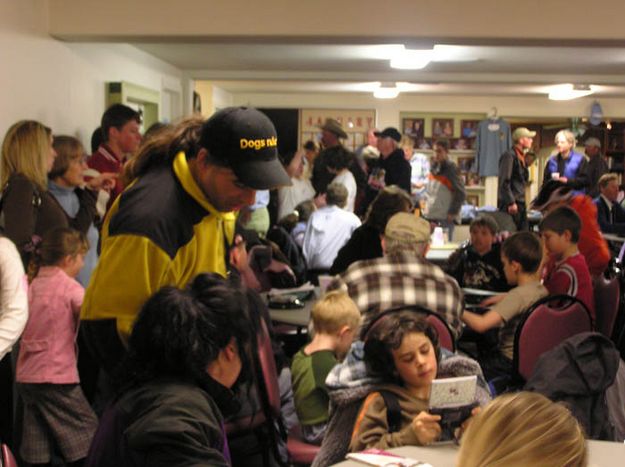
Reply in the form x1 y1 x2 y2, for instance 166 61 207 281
16 227 97 467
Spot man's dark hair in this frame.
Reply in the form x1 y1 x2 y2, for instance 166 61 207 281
326 182 348 208
303 140 319 152
539 206 581 243
364 185 412 233
90 126 102 154
326 150 353 172
501 232 542 273
364 310 440 385
116 273 251 394
434 139 450 152
101 104 141 142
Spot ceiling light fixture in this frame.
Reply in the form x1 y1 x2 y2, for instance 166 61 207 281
548 84 595 101
373 83 400 99
390 48 434 70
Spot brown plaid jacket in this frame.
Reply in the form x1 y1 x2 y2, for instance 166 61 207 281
337 252 464 339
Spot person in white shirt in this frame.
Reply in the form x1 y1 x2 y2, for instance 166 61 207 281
303 183 361 273
328 150 357 212
0 236 28 446
277 150 315 222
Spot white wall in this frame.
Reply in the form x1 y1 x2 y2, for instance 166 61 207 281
0 0 184 149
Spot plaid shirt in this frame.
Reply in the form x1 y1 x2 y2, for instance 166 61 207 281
337 252 464 339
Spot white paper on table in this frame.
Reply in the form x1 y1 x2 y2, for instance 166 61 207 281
346 450 432 467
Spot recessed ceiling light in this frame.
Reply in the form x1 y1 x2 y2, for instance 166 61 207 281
548 84 595 100
390 49 434 70
373 83 400 99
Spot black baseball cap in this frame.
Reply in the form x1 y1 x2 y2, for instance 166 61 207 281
374 127 402 142
199 107 291 190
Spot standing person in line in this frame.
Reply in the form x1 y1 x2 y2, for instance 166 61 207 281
16 228 98 467
542 130 589 193
584 137 609 199
81 109 291 375
0 120 96 268
276 149 316 222
425 140 466 241
328 149 357 212
401 135 430 208
375 127 411 195
0 236 28 449
88 104 142 215
498 127 535 231
49 136 116 287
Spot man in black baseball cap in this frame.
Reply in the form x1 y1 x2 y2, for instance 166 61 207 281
374 127 411 194
200 107 291 191
82 108 291 375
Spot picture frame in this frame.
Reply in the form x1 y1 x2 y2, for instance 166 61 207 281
432 118 454 138
402 118 425 141
466 194 480 206
457 156 475 173
460 119 480 139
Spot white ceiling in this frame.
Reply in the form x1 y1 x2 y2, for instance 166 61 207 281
132 42 625 97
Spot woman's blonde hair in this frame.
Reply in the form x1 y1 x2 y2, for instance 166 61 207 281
457 392 587 467
1 120 52 190
555 129 576 147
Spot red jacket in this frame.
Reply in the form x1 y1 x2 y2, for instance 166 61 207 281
571 195 610 276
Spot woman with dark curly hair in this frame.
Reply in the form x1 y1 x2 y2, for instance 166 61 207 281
85 273 252 467
330 185 412 274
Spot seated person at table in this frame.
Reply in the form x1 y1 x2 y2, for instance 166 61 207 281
350 312 485 451
85 274 251 467
539 206 595 322
302 182 361 276
457 392 586 467
291 290 360 444
594 172 625 237
445 216 510 293
461 232 548 380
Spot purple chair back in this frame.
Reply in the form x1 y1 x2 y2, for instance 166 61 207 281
593 275 620 338
425 313 455 352
1 443 18 467
363 305 456 353
514 295 593 381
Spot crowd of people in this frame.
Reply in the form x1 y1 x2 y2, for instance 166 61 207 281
0 105 622 467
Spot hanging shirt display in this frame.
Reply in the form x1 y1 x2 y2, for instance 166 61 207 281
476 118 512 177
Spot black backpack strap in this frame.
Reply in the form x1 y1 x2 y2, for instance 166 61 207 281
379 390 402 433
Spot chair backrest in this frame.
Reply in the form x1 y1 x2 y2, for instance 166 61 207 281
593 274 621 338
1 443 18 467
362 305 456 353
425 313 456 352
514 294 593 381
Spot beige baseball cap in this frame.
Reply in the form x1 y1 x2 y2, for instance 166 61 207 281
384 212 431 243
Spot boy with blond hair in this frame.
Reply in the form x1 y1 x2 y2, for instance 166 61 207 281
291 291 361 444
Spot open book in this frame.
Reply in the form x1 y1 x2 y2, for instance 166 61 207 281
346 449 432 467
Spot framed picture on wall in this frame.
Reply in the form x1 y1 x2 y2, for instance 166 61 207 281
402 118 425 141
432 118 454 138
457 156 475 172
460 119 480 138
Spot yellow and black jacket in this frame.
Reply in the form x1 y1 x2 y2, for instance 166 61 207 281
81 152 235 339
